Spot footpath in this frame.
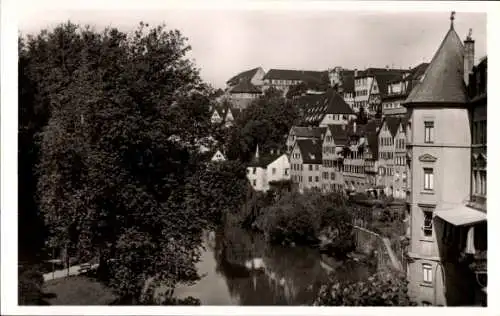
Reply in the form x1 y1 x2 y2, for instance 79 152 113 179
43 263 99 282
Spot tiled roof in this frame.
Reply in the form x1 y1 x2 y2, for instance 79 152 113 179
326 124 349 146
229 80 263 94
295 139 322 164
382 116 402 137
373 72 405 98
383 63 430 101
300 88 355 125
227 67 261 86
404 23 467 105
264 69 327 84
291 126 326 139
248 153 282 168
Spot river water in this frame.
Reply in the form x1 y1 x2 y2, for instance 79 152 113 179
173 225 374 305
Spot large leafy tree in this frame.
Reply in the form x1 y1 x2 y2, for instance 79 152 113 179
226 87 299 162
27 22 212 303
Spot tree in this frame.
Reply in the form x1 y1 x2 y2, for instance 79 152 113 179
227 87 299 162
32 22 212 303
314 270 416 306
184 160 249 228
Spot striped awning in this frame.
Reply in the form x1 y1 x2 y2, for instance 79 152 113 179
434 206 487 226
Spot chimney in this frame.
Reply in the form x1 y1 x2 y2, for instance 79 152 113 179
464 28 475 87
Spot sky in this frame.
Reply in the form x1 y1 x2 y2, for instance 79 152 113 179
17 2 487 89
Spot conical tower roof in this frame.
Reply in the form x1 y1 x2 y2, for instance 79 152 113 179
404 13 468 106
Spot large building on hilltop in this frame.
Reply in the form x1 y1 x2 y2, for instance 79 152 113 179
224 67 266 110
262 69 329 96
404 13 486 306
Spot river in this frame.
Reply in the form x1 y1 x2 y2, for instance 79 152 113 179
173 225 374 305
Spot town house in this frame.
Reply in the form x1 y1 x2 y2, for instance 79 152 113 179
286 126 326 154
377 116 400 196
321 125 348 193
404 14 486 306
290 139 322 192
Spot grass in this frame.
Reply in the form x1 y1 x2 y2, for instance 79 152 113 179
43 275 117 305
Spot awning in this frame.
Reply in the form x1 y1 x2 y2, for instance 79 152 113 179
434 206 487 226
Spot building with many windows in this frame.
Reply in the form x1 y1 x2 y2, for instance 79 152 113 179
290 139 322 192
404 14 486 306
321 124 349 193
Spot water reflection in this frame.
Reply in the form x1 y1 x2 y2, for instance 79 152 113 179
174 225 373 305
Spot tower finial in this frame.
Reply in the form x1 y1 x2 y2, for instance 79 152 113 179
450 11 456 28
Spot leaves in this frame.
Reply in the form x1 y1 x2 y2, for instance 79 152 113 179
22 21 214 302
314 270 416 306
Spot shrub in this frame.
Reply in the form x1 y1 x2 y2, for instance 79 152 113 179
314 270 416 306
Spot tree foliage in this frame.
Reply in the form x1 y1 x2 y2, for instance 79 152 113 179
314 270 415 306
22 21 214 302
254 190 353 247
225 87 299 162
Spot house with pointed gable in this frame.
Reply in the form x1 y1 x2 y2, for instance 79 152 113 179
377 116 401 196
299 88 357 127
290 138 322 193
403 13 486 306
321 124 349 193
211 149 226 162
246 146 290 192
286 126 326 154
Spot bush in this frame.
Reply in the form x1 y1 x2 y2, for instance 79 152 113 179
255 191 353 247
18 266 47 305
314 270 416 306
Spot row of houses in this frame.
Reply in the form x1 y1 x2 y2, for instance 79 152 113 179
240 13 487 307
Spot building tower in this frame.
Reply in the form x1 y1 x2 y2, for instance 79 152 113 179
403 12 473 306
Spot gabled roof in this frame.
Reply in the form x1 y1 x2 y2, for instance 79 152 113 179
290 126 326 139
299 88 355 125
229 80 263 94
364 120 383 158
264 69 327 84
381 116 402 137
295 139 322 164
248 153 282 168
326 124 349 146
404 21 467 105
372 72 404 98
227 67 261 86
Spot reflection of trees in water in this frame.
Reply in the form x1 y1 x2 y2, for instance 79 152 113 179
212 225 330 305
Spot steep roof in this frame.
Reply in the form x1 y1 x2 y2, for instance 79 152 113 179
229 80 263 94
295 139 322 164
404 20 467 105
382 116 402 137
264 69 327 84
290 126 326 139
373 72 405 97
227 67 261 86
248 153 283 168
326 124 349 146
299 88 355 125
364 120 383 158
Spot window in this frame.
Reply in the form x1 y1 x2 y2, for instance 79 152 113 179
331 172 335 180
315 176 319 182
272 168 276 175
424 121 434 143
315 165 319 171
423 168 434 191
252 180 257 186
284 168 289 175
309 176 312 182
422 263 433 284
309 164 313 171
423 211 433 237
253 168 256 174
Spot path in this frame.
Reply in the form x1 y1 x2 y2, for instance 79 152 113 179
43 263 99 282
